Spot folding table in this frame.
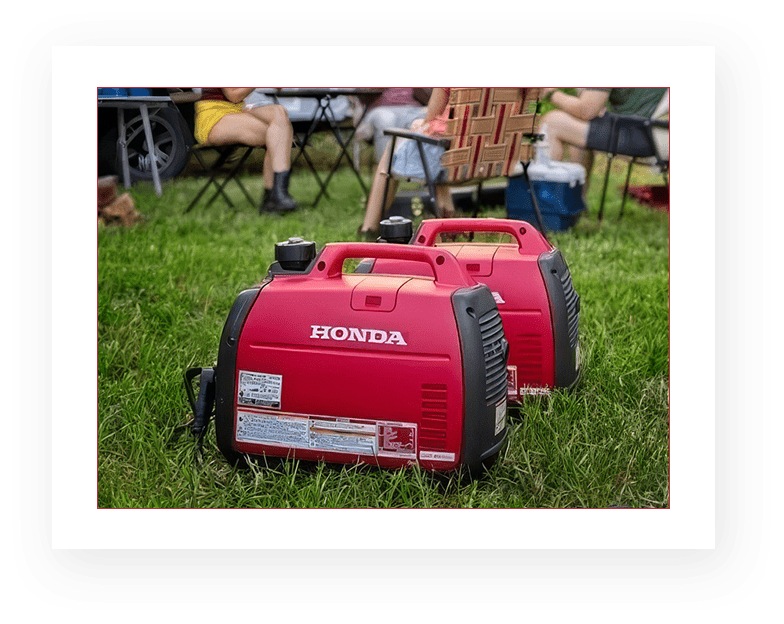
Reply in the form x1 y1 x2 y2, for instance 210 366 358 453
97 95 175 196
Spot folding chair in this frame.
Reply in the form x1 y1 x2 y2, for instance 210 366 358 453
597 89 669 220
382 88 549 233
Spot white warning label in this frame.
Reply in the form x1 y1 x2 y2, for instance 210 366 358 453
237 411 308 447
235 410 379 456
309 420 377 455
238 371 282 409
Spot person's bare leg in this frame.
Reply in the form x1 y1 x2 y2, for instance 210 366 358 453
247 105 294 182
208 109 296 211
361 144 398 233
207 111 269 147
207 111 271 184
568 145 595 197
248 105 298 211
435 184 455 217
542 110 590 161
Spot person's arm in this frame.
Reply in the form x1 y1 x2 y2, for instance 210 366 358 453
423 88 449 123
221 88 257 103
544 88 609 121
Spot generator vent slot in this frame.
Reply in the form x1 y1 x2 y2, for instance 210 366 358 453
559 267 580 349
513 333 543 381
420 384 448 450
479 309 508 403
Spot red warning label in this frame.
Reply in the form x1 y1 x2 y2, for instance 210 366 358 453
377 422 417 459
507 366 518 399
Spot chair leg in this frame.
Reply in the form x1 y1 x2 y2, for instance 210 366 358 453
381 136 397 217
204 147 254 209
186 146 260 213
618 158 635 220
598 154 614 222
472 181 483 218
522 162 548 239
186 151 234 213
185 175 217 213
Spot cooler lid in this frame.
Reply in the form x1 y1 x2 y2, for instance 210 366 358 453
523 161 586 186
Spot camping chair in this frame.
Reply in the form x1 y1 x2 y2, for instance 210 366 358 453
381 88 548 233
167 89 262 213
597 89 669 220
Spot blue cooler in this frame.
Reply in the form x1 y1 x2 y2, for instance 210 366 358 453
506 158 586 231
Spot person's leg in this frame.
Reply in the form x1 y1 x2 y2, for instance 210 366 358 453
206 111 269 147
247 104 294 183
434 184 455 218
206 111 279 194
207 109 296 212
247 105 297 212
360 143 398 236
541 110 590 161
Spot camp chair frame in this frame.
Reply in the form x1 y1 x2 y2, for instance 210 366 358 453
184 144 258 213
597 90 670 220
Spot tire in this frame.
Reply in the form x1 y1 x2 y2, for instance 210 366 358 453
111 107 193 183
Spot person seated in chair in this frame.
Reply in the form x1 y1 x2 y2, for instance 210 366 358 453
540 88 668 192
358 88 455 240
194 87 298 213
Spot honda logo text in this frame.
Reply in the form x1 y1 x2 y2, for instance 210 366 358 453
310 325 408 346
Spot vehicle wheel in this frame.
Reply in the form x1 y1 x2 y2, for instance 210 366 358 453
113 107 192 183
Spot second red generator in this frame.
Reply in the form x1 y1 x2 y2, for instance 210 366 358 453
358 218 580 399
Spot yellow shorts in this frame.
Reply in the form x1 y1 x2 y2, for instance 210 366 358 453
194 100 244 144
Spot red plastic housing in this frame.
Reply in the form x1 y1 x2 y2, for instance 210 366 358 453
369 218 567 398
218 243 508 473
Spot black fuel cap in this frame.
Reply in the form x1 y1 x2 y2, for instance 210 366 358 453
275 236 316 271
379 216 413 244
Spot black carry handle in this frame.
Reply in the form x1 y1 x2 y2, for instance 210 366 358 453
184 367 216 438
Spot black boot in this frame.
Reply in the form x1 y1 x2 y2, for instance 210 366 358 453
260 171 298 213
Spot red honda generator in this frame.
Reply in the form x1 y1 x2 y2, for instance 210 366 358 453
358 217 580 399
186 240 509 477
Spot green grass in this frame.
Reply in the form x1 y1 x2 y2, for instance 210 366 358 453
98 156 669 508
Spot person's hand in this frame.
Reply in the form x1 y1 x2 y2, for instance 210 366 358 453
410 118 430 134
541 88 557 99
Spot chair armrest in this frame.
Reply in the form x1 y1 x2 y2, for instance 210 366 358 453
383 128 451 148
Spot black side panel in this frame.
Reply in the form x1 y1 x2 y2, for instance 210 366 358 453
214 286 262 467
538 250 580 388
452 285 509 477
